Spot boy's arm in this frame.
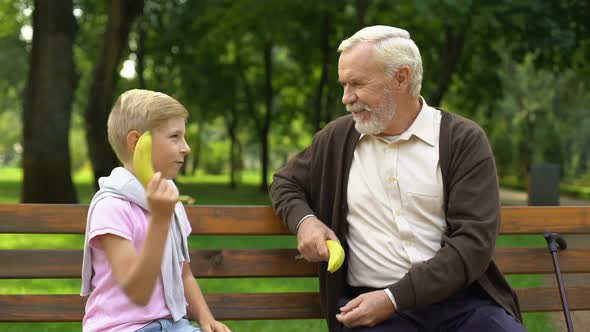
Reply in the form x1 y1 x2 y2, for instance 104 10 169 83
98 220 169 305
182 262 231 332
99 172 176 306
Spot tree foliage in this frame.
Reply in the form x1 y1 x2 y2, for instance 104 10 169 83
2 0 589 201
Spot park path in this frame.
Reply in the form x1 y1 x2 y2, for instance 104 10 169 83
499 188 590 332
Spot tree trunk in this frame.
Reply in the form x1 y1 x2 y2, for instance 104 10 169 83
136 15 147 89
314 13 331 132
325 80 339 124
355 0 370 28
21 0 79 203
260 42 273 191
430 26 466 107
227 86 239 189
227 117 237 189
84 0 144 189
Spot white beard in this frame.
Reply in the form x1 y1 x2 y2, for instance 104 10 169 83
347 93 396 135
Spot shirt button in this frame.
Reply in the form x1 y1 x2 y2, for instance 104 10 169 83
388 176 397 183
395 210 401 216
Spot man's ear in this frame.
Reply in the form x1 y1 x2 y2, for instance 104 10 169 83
394 66 411 92
127 131 141 155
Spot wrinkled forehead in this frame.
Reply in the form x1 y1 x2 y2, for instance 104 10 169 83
338 42 382 79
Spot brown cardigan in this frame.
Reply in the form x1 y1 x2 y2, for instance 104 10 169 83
270 110 521 331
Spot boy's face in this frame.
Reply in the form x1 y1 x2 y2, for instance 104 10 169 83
150 116 191 180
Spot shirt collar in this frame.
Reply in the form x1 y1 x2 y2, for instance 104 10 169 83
401 96 436 146
359 97 437 146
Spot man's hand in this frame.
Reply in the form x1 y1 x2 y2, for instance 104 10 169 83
146 172 178 223
296 217 338 262
336 290 397 328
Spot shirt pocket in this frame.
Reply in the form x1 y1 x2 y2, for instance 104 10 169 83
403 182 445 230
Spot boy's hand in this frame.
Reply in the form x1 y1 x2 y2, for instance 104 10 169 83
146 172 178 222
200 320 232 332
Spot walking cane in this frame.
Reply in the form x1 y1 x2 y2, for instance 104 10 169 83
543 231 574 332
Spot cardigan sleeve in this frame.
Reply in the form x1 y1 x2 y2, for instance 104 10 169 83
388 123 501 310
269 136 318 234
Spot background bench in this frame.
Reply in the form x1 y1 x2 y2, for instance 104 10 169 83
1 204 589 325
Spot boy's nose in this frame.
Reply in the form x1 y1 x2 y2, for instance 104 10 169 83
181 139 191 155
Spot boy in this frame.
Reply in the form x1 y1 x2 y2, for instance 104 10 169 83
81 89 231 332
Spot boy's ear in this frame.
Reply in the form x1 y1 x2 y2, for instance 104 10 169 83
127 131 141 154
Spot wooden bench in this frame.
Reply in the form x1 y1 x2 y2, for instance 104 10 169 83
1 204 589 324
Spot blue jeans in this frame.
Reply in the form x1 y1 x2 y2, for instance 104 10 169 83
136 318 201 332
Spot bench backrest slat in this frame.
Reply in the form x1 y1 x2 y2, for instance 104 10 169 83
3 247 590 279
2 205 590 235
501 206 590 234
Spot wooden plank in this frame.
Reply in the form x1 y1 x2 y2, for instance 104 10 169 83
2 288 590 321
207 292 322 320
0 249 318 279
0 204 289 235
0 204 87 234
0 293 322 322
4 247 590 278
0 294 86 322
500 206 590 234
0 250 82 278
2 204 590 235
517 287 590 312
186 205 288 235
188 248 318 277
494 248 590 274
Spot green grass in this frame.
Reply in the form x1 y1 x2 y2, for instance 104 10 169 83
0 167 558 331
497 235 555 330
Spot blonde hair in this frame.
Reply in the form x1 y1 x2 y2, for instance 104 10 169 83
338 25 423 97
107 89 189 162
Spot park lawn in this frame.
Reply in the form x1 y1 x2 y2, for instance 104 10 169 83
0 167 555 331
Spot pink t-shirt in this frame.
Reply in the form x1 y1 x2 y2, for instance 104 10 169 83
82 197 192 332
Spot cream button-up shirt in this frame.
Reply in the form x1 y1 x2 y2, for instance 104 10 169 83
346 98 444 306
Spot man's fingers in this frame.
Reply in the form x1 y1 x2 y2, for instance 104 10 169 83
316 239 329 261
337 296 363 327
296 216 338 262
325 229 338 241
299 243 321 262
336 305 362 327
340 295 362 314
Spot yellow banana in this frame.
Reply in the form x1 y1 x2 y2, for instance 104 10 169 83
134 131 154 188
326 240 345 273
133 131 195 205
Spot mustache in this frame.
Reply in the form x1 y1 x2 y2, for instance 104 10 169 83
346 103 371 113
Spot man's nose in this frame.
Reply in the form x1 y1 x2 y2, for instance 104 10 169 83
342 87 357 105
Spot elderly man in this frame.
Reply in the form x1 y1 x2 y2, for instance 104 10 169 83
270 25 526 331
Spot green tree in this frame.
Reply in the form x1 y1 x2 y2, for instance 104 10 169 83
21 0 78 203
84 0 143 188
